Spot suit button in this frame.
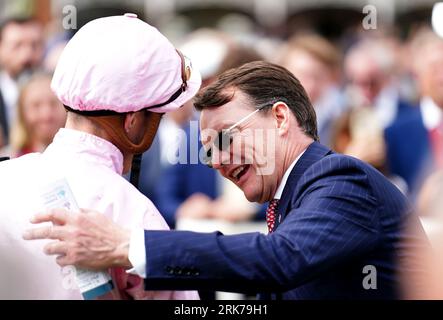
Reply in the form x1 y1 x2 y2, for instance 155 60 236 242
183 268 192 276
165 266 174 274
190 268 200 276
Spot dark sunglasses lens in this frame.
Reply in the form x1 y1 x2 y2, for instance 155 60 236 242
204 131 232 168
203 148 212 167
216 131 232 151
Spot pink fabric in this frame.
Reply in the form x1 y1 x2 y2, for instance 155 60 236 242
0 128 199 299
51 14 201 114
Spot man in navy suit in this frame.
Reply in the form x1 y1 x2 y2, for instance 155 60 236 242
385 30 443 199
25 62 427 299
385 106 432 198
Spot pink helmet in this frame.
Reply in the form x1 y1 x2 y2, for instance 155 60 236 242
51 13 201 114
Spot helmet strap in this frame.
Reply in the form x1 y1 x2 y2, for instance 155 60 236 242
89 112 162 156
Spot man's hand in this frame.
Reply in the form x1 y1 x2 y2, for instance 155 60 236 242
23 208 132 270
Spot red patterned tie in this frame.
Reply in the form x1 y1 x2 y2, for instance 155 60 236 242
266 199 279 233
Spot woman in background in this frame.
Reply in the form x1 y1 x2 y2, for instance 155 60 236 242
8 72 66 157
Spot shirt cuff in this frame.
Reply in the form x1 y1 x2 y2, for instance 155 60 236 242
126 227 146 278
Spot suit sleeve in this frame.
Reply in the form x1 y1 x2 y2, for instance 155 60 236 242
143 165 381 293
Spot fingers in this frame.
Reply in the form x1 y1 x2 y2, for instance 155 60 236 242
22 225 68 240
43 241 69 256
30 208 70 225
55 254 92 269
55 255 71 267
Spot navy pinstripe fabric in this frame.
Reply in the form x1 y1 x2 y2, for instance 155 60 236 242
144 142 427 299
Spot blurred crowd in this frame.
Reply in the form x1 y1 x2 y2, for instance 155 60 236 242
1 7 443 298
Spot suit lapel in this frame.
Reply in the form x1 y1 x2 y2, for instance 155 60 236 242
274 142 332 229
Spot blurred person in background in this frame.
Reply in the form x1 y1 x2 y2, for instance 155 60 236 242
276 34 345 147
332 38 413 186
344 38 413 128
178 28 235 87
0 17 44 147
43 40 68 73
385 28 443 199
0 72 66 158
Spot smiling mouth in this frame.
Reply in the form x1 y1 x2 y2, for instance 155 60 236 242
230 164 251 182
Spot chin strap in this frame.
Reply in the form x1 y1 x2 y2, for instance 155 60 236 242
130 153 142 188
90 115 160 155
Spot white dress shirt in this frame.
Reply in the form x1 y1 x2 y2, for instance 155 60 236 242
128 149 306 277
420 96 443 131
273 150 305 200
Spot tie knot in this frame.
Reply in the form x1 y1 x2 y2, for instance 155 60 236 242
270 198 279 205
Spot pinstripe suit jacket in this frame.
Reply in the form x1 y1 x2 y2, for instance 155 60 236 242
143 142 427 299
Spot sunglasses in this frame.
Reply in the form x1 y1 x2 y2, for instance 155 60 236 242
203 102 279 168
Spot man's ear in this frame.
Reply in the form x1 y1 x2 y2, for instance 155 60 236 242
271 102 291 136
124 112 137 134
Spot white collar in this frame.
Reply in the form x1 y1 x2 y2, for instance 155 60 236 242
274 150 306 200
420 97 443 131
44 128 124 175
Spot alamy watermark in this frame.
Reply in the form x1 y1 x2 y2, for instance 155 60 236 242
362 265 377 290
62 5 77 30
61 266 77 290
362 5 377 30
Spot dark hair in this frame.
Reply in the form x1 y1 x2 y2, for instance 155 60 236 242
194 61 319 141
0 16 39 42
